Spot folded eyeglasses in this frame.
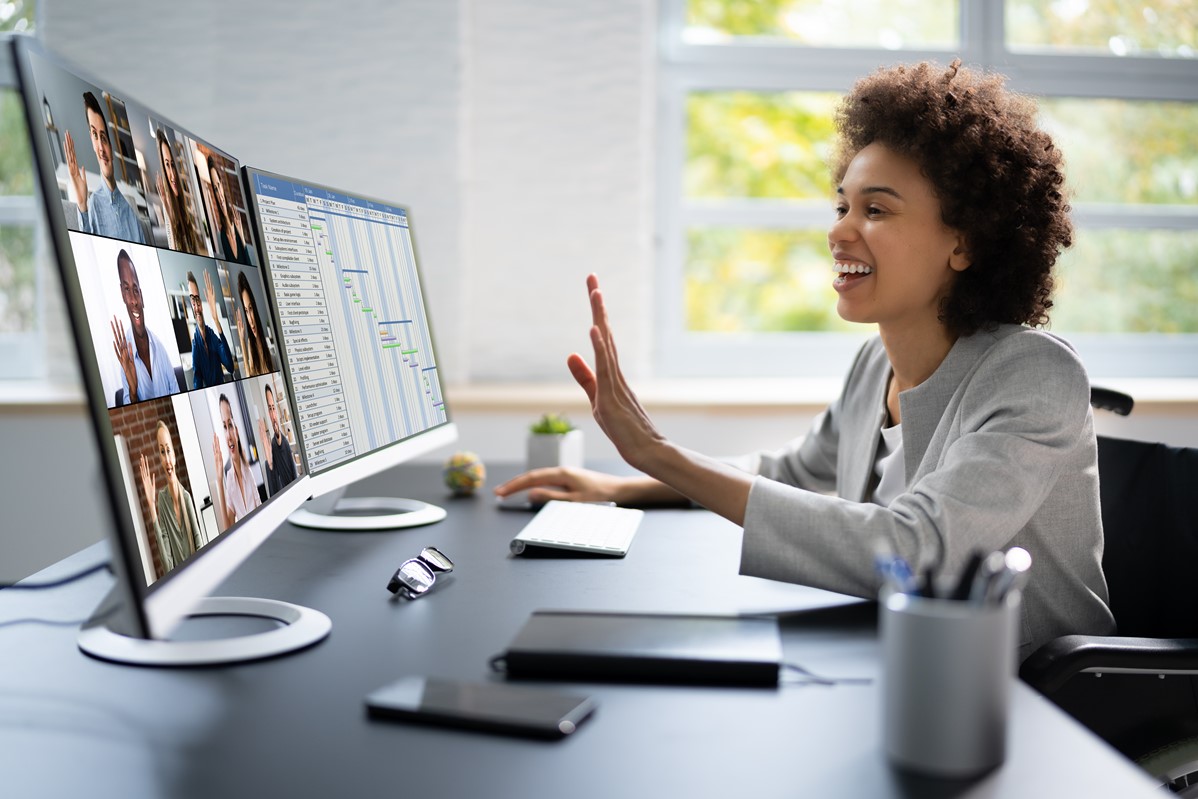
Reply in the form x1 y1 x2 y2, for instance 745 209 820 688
386 547 454 599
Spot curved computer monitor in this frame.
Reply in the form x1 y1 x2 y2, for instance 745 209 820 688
11 36 328 665
243 167 457 531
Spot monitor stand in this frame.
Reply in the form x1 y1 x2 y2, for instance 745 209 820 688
287 486 446 531
78 594 332 667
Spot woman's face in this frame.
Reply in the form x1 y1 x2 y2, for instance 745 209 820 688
157 425 176 480
210 165 228 211
160 140 179 195
241 289 258 338
220 400 240 460
828 142 969 335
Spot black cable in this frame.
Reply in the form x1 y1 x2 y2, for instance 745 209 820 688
0 561 112 590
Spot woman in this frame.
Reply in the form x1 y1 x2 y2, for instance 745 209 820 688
154 128 202 255
138 420 200 575
212 392 262 529
207 153 253 266
235 270 274 376
496 61 1116 659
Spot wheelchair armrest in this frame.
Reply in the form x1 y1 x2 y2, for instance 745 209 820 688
1020 635 1198 694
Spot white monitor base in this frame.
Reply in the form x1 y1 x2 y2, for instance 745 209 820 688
288 497 447 531
77 596 331 666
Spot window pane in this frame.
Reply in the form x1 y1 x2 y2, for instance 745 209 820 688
686 227 855 332
0 91 33 197
1007 0 1197 58
684 0 958 49
1052 228 1198 333
0 86 36 342
1040 98 1198 205
686 91 838 199
0 224 35 334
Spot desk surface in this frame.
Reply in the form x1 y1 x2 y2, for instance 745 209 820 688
1 463 1161 798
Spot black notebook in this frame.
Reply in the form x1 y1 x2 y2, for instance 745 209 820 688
494 610 782 687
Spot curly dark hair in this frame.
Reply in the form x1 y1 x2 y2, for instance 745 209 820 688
832 60 1071 336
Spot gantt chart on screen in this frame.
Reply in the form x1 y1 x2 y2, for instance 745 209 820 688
250 175 447 472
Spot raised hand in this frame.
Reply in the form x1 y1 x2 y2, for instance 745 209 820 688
111 316 138 402
204 270 223 336
212 432 225 474
233 303 249 372
211 432 229 529
138 453 158 526
567 274 664 471
64 129 89 213
232 209 247 251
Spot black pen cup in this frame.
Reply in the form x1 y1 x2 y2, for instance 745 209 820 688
879 588 1020 777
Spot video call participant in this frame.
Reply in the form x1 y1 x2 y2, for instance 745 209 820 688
207 154 253 266
187 270 237 388
155 128 202 254
112 249 179 404
212 392 262 528
235 270 274 376
138 419 199 574
64 91 145 243
259 383 297 496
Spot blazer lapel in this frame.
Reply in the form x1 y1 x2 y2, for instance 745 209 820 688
898 331 1000 483
839 357 889 503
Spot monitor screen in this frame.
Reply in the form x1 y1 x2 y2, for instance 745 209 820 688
243 168 455 521
11 36 325 663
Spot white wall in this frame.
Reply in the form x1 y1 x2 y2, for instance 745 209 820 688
42 0 655 384
461 0 654 380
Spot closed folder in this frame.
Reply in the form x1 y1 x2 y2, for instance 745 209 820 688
495 610 782 687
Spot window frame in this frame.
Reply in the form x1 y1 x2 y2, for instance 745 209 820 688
0 35 46 380
656 0 1198 378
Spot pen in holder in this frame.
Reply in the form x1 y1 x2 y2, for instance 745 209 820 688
879 585 1020 778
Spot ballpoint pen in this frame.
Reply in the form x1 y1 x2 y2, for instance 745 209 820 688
988 547 1032 604
967 550 1008 605
950 550 986 601
874 543 919 595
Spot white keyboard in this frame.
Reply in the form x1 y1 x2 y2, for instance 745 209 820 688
510 500 645 557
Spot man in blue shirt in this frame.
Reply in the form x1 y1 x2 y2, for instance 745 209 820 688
64 92 145 244
187 270 237 388
112 249 179 404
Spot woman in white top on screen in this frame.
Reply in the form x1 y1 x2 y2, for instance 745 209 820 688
212 392 261 528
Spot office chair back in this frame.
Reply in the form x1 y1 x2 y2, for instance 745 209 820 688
1098 436 1198 638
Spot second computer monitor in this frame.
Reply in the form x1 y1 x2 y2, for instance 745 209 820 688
244 168 456 529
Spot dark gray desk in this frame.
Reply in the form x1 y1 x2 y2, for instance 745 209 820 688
1 463 1161 798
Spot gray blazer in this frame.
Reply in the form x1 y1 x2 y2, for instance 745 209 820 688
738 325 1115 658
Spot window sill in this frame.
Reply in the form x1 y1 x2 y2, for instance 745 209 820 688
0 380 84 411
4 378 1197 414
446 378 1198 413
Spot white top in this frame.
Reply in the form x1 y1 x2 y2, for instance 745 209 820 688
224 457 262 523
871 422 905 507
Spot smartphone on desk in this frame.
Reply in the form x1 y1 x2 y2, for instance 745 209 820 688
365 676 596 740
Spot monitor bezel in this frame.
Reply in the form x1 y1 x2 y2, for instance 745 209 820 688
242 165 457 502
10 35 313 641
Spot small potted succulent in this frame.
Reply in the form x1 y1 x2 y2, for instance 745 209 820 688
526 412 584 470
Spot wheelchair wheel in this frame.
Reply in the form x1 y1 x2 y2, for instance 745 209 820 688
1138 735 1198 796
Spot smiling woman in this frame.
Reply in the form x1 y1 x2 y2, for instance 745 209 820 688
498 59 1115 662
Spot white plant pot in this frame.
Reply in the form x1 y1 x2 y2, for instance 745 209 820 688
526 429 584 471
